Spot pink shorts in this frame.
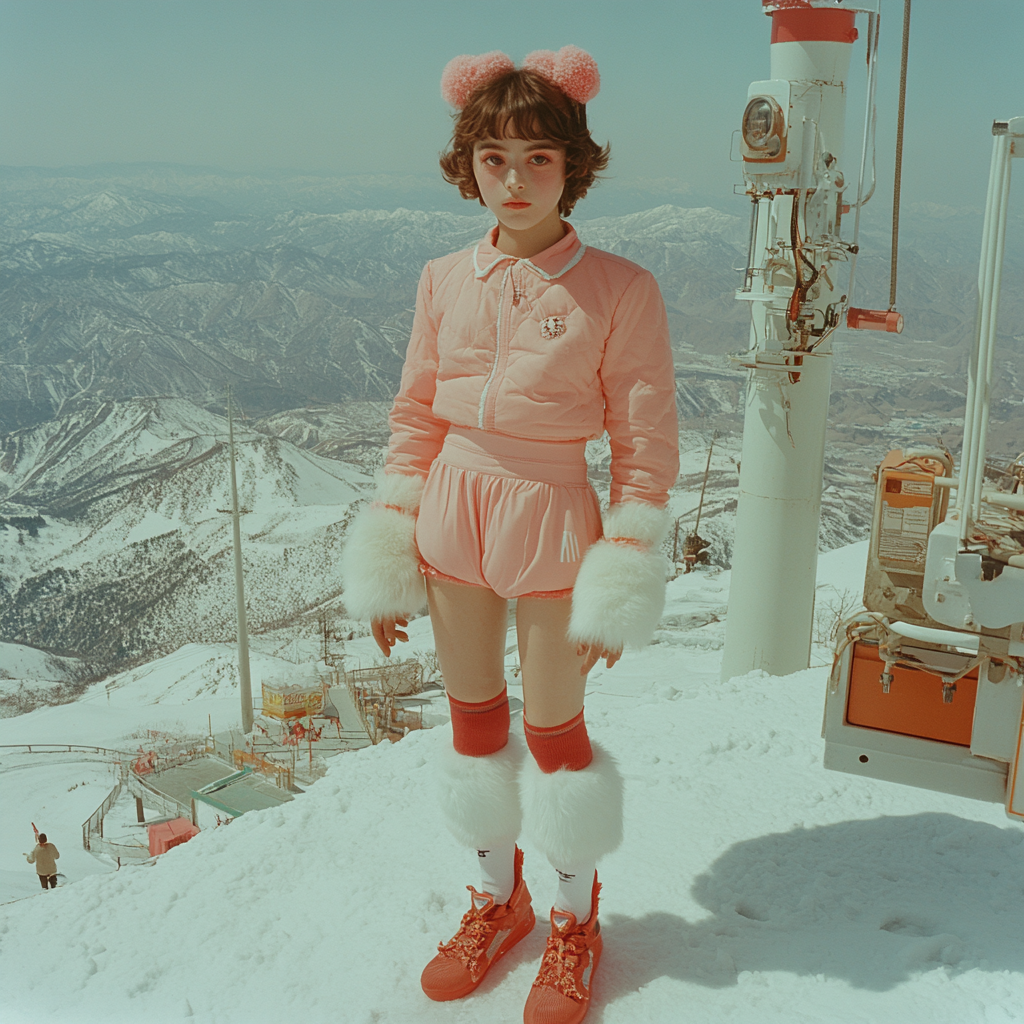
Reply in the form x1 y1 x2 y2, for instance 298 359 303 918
416 426 602 600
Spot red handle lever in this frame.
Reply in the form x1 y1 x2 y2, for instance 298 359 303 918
847 307 904 333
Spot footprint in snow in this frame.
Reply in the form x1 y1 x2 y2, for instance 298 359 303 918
879 915 934 937
734 900 769 922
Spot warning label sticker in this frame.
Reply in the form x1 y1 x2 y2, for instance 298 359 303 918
901 506 930 535
878 501 931 566
901 479 933 496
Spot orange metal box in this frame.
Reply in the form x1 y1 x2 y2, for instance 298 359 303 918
846 642 978 747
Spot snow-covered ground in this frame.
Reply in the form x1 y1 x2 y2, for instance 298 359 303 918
1 542 1021 1023
0 642 91 716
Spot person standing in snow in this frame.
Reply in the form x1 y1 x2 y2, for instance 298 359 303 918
341 47 678 1024
27 833 60 890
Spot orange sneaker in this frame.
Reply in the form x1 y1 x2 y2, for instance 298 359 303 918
421 846 535 1001
523 875 602 1024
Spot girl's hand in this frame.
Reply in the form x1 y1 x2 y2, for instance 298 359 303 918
372 616 409 657
576 642 622 676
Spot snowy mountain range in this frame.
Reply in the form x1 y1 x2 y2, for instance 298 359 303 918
4 167 1020 445
0 393 872 697
1 170 1021 1021
1 397 366 699
1 166 1021 693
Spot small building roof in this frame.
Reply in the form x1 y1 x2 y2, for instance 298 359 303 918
142 756 237 807
192 770 294 816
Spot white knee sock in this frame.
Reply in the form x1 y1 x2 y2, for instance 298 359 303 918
476 840 517 904
553 860 597 923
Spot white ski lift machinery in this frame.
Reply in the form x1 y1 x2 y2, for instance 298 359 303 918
719 0 1023 822
824 114 1024 823
722 0 900 683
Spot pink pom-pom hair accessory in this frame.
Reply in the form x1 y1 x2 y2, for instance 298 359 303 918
440 51 516 110
440 45 600 110
522 46 600 105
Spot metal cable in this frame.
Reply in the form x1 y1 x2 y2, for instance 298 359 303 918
890 0 912 310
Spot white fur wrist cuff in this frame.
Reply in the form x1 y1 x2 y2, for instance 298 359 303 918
340 472 427 622
373 471 426 514
568 502 671 651
601 501 672 549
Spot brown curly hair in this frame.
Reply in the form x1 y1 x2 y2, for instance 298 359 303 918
440 68 610 218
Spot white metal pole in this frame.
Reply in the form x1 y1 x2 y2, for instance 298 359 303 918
228 392 254 734
960 133 1009 537
723 350 833 678
721 4 855 681
970 134 1012 523
960 133 1002 512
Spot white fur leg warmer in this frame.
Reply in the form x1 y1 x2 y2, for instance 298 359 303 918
520 741 624 868
340 472 427 621
568 501 672 651
436 731 524 850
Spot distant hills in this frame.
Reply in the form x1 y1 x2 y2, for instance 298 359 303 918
2 165 1020 442
1 166 1021 692
1 397 365 692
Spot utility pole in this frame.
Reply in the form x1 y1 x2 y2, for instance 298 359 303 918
682 433 716 573
227 388 254 733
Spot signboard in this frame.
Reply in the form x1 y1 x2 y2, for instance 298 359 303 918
261 682 324 720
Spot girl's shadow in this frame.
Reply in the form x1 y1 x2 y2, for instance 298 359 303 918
590 812 1023 1016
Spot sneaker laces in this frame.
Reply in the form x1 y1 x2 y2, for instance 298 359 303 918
533 919 588 1002
436 888 498 972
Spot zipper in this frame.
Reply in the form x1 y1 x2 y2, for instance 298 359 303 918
477 262 515 429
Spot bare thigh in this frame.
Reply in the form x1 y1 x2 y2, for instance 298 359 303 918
516 596 589 727
426 576 508 703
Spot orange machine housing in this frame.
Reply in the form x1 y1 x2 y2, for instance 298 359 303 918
847 642 979 747
875 460 945 571
863 449 952 627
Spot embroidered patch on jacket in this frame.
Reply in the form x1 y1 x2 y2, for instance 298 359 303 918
540 316 567 340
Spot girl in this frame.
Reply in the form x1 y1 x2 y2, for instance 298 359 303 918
341 46 678 1024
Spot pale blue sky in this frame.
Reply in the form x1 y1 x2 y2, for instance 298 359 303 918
1 0 1022 211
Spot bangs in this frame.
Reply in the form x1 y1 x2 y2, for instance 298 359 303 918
439 67 609 217
461 70 581 146
484 110 547 143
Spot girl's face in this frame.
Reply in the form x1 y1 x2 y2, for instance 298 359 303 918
472 136 566 238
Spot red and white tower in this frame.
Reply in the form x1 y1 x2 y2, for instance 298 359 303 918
721 1 874 680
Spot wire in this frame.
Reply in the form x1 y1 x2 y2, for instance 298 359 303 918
788 190 820 327
890 0 912 310
856 111 878 209
789 194 804 323
846 8 880 311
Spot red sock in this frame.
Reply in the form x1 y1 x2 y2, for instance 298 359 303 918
448 688 510 756
524 710 593 773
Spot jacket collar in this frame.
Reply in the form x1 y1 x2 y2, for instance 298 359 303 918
472 222 587 281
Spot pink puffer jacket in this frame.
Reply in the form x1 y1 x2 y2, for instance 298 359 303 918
341 223 679 650
386 223 679 507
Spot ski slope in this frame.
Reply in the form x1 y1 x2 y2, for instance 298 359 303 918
0 542 1021 1024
